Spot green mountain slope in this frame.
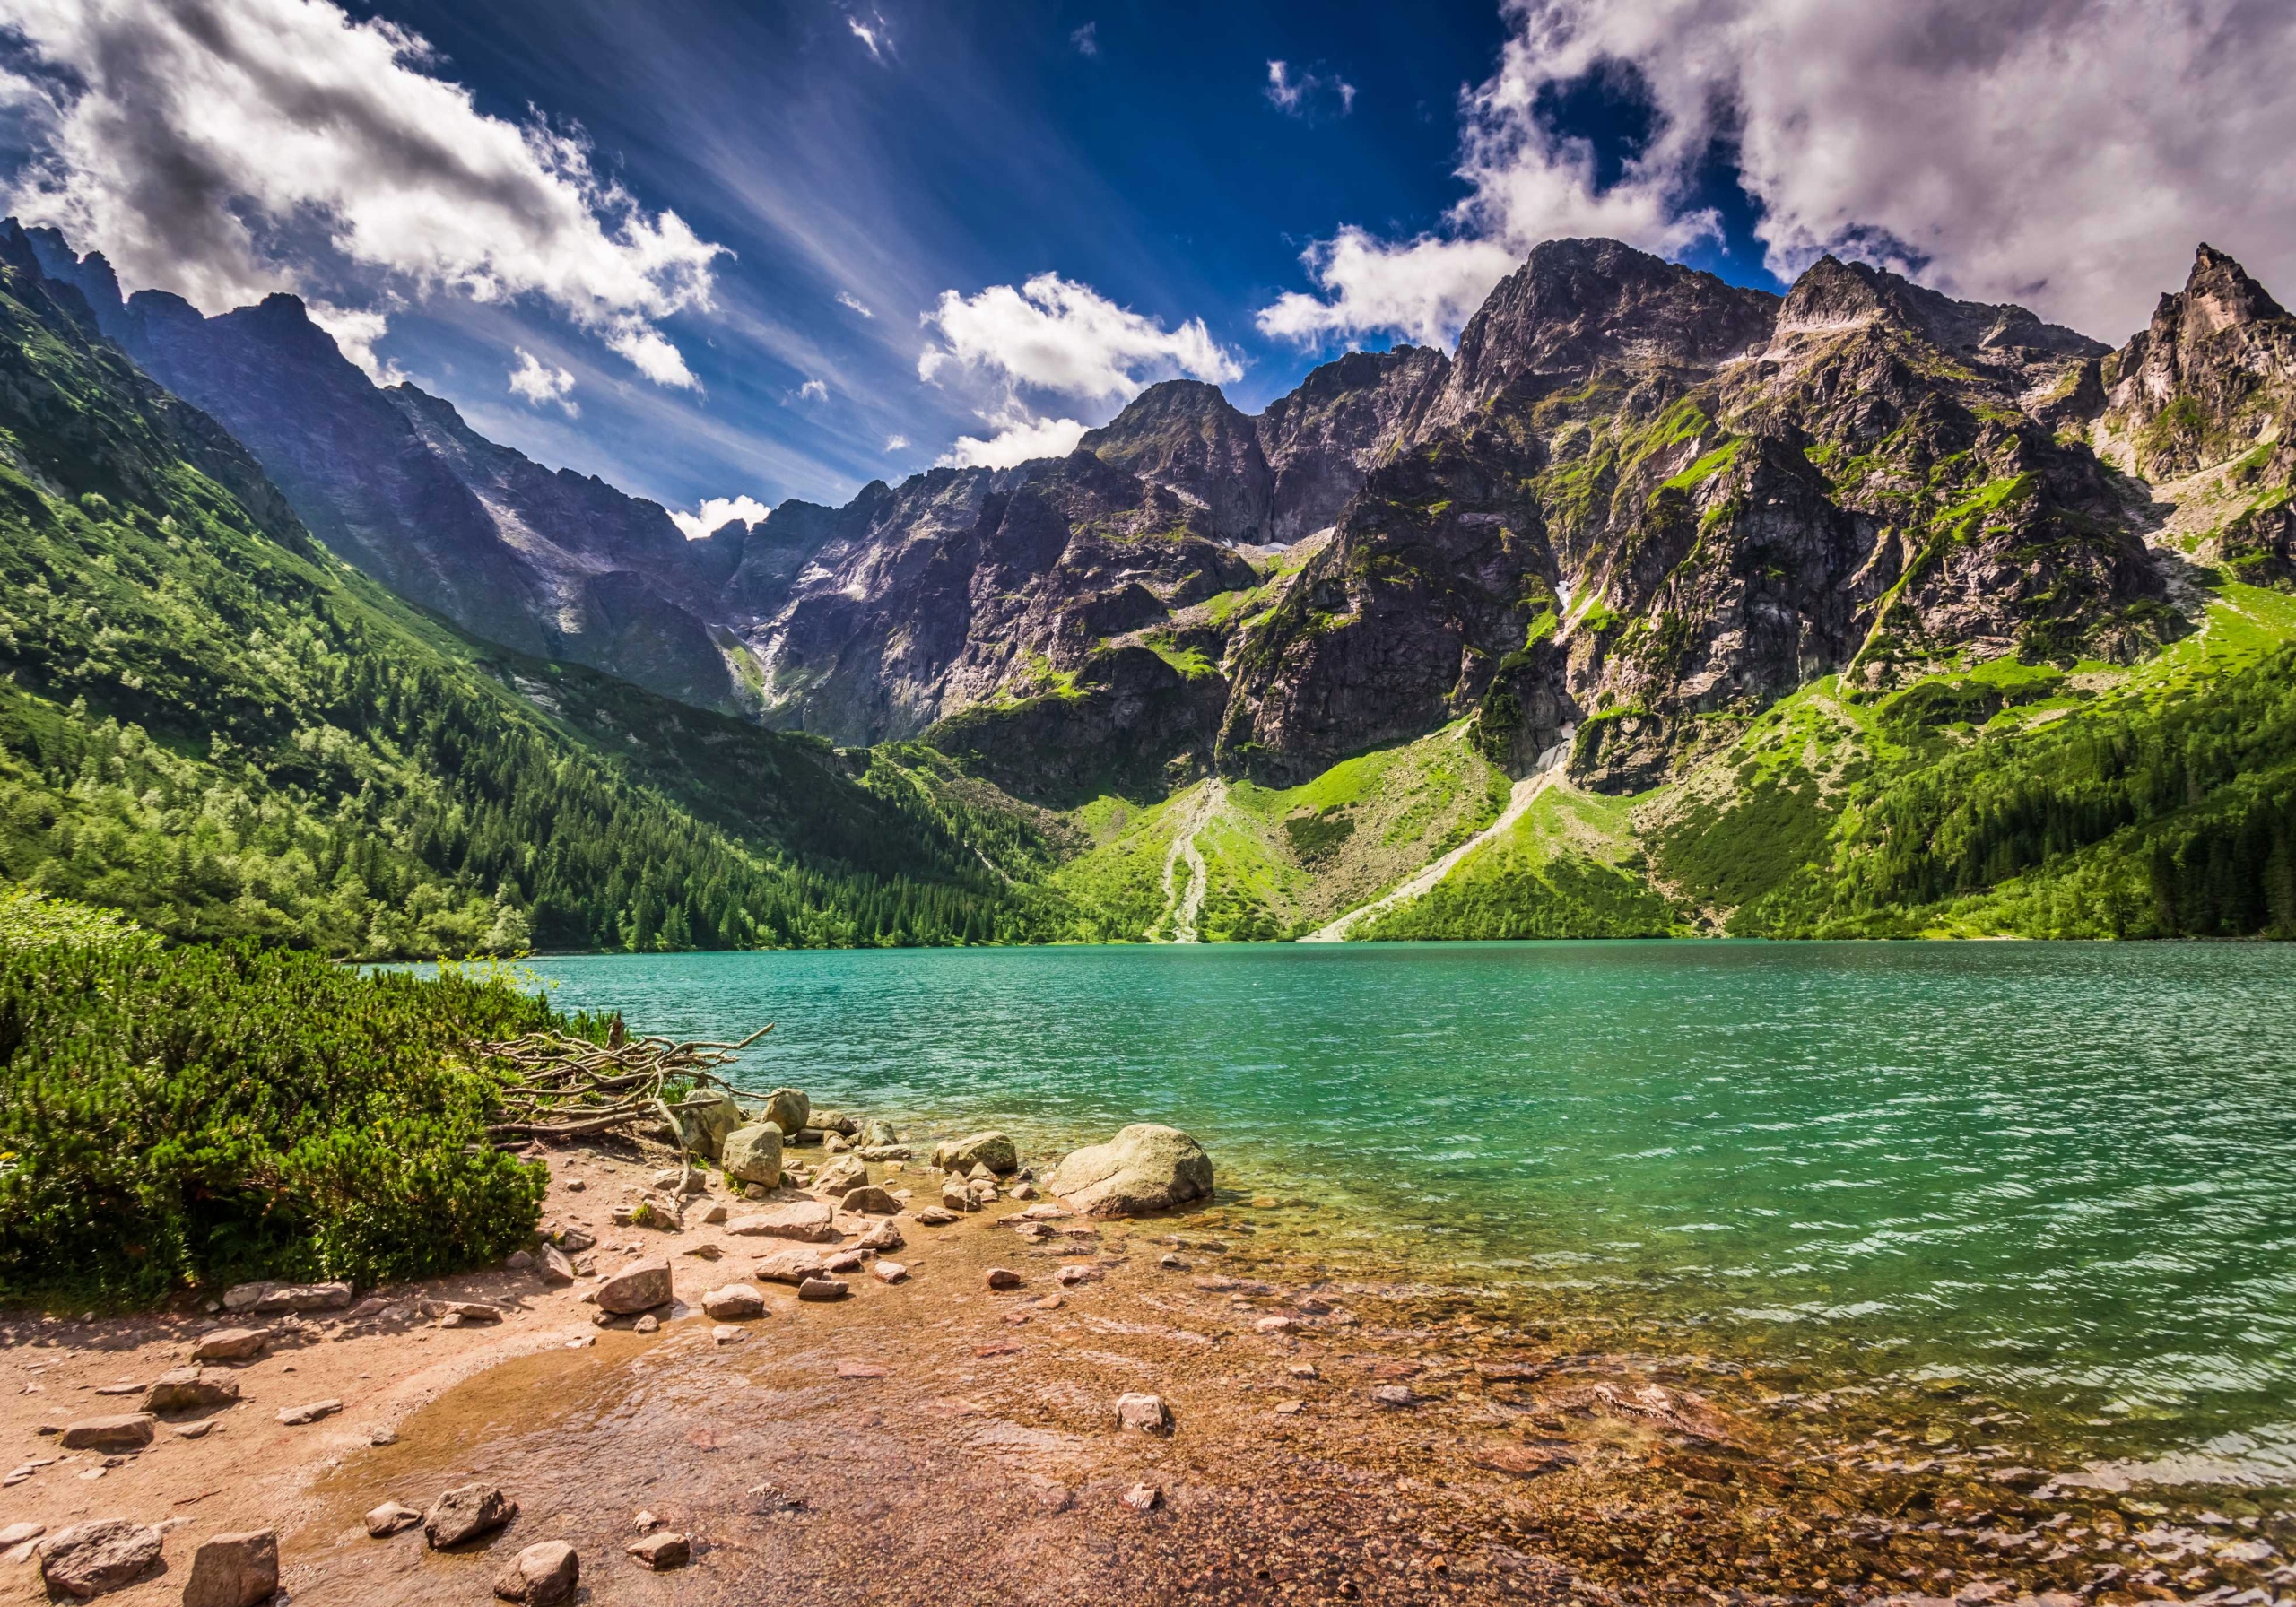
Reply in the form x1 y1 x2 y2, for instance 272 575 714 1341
0 225 1045 956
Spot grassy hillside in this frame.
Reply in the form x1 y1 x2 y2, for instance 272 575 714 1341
0 229 1041 957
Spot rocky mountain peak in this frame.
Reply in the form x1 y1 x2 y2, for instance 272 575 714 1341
1777 254 2103 359
1081 380 1269 543
1431 238 1779 428
2167 243 2289 340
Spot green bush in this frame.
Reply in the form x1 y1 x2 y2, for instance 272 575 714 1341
0 941 568 1303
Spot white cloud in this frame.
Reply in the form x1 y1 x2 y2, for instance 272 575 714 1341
307 300 406 386
797 378 829 402
936 410 1090 470
836 291 874 317
1265 61 1356 118
671 493 771 541
1 0 723 387
918 273 1241 402
884 433 910 451
508 347 579 416
1258 0 2296 347
848 16 888 62
1071 22 1100 57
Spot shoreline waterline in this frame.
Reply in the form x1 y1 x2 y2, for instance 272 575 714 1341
409 939 2296 1490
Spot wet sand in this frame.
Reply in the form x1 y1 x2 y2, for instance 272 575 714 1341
4 1141 2286 1604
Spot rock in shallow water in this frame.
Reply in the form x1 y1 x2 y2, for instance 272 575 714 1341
1116 1392 1173 1435
929 1131 1017 1175
426 1483 517 1549
365 1502 422 1538
627 1531 691 1570
494 1539 578 1604
701 1283 765 1320
1048 1125 1213 1217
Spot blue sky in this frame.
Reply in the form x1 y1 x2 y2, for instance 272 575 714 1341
6 0 2293 532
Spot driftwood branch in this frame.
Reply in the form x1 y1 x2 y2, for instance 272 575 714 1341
478 1023 775 1174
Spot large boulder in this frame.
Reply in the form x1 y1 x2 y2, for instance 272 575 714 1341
37 1520 161 1600
719 1124 783 1186
673 1091 744 1160
181 1529 278 1607
759 1088 810 1134
596 1257 673 1314
929 1132 1017 1175
1048 1125 1213 1217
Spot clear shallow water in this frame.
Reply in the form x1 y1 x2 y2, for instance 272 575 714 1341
506 940 2296 1479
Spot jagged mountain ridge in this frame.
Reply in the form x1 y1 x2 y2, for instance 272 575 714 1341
22 219 2293 816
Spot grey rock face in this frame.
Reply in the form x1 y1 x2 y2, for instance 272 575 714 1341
1082 380 1273 543
2102 243 2296 481
1257 346 1451 542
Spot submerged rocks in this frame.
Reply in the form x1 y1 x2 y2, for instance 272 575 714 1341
929 1132 1017 1175
426 1484 517 1549
181 1529 278 1607
814 1156 869 1195
1116 1392 1173 1435
752 1247 831 1286
1048 1125 1213 1216
366 1502 422 1538
719 1123 784 1186
596 1257 674 1314
796 1277 848 1302
37 1519 161 1600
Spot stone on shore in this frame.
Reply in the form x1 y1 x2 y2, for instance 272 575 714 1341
144 1368 238 1414
58 1415 153 1453
838 1184 900 1216
539 1245 578 1285
673 1091 744 1160
759 1089 810 1134
366 1502 422 1538
862 1119 899 1146
221 1279 352 1316
984 1267 1024 1290
434 1300 503 1324
853 1216 905 1252
1116 1392 1173 1435
725 1201 838 1242
1121 1481 1163 1513
493 1540 578 1604
814 1156 869 1195
929 1132 1017 1175
701 1283 765 1320
752 1247 831 1285
857 1143 910 1161
912 1206 959 1226
719 1124 784 1186
627 1531 691 1570
872 1260 908 1284
1048 1125 1213 1217
181 1529 277 1607
276 1399 342 1426
426 1484 517 1549
796 1277 848 1302
36 1519 161 1600
188 1326 272 1363
940 1181 978 1213
596 1257 673 1314
1055 1264 1100 1288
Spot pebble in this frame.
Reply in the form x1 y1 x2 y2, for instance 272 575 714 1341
1286 1362 1319 1379
1371 1384 1418 1409
913 1206 960 1227
1159 1253 1187 1270
276 1399 343 1426
172 1421 214 1440
1274 1400 1305 1416
1121 1481 1163 1513
633 1314 660 1333
1055 1265 1100 1288
1256 1316 1300 1333
565 1179 586 1193
712 1325 744 1345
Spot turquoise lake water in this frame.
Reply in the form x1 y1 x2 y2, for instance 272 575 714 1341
506 940 2296 1482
